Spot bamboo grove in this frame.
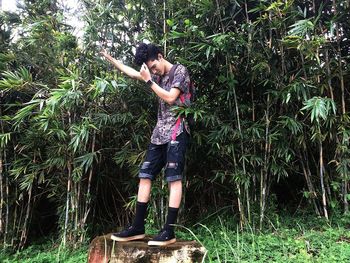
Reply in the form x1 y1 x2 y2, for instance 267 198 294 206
0 0 350 250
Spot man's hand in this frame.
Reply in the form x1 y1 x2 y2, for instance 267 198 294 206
99 48 109 58
140 63 151 82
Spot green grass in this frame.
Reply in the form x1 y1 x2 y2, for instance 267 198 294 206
0 242 88 263
179 212 350 262
195 224 350 262
1 212 350 262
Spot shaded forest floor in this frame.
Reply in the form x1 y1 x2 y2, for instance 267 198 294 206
1 211 350 262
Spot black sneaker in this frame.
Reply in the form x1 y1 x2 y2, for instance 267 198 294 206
111 225 145 242
148 228 176 246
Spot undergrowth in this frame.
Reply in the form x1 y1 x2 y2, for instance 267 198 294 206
1 211 350 262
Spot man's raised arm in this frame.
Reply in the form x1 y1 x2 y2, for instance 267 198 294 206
100 49 143 81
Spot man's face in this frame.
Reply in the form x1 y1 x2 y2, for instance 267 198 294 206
146 54 164 76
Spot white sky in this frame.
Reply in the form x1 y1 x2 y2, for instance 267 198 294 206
1 0 85 40
2 0 18 11
2 0 79 12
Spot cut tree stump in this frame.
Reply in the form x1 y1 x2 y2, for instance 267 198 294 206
88 234 207 263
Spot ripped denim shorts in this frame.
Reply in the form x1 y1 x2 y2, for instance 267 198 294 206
138 131 189 182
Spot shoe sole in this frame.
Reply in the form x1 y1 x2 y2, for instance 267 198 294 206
148 238 176 246
111 234 145 242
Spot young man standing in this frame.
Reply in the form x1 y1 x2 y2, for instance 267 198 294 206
100 43 191 246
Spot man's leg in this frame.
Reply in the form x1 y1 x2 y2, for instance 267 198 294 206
110 180 150 242
137 178 152 202
112 143 165 242
147 180 182 246
135 144 165 228
130 178 152 232
164 180 182 230
148 132 188 246
168 180 182 208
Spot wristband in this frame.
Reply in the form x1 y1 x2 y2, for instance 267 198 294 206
146 79 153 87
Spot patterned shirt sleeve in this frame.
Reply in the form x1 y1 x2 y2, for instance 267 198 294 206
170 65 189 93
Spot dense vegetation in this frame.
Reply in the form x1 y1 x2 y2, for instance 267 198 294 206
1 213 350 262
1 0 350 259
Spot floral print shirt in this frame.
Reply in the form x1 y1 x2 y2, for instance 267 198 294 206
150 64 191 145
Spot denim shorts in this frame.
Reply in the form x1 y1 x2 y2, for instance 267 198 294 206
138 131 189 182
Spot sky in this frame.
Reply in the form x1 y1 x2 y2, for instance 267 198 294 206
2 0 18 11
1 0 85 40
2 0 79 12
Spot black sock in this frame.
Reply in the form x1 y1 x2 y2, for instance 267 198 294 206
165 207 179 231
132 201 148 228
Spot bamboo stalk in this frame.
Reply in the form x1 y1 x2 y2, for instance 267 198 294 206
0 114 9 246
299 148 320 215
300 53 307 79
260 94 271 229
10 187 17 246
75 180 80 245
5 163 9 246
251 83 257 202
259 169 265 229
236 183 244 230
3 145 10 248
70 179 75 244
16 202 24 247
338 47 348 215
215 0 225 33
80 130 96 243
19 184 33 249
153 198 161 229
244 0 250 23
231 144 244 229
319 140 328 219
63 160 72 247
10 191 16 247
229 63 249 224
179 155 189 224
324 48 334 100
91 181 98 230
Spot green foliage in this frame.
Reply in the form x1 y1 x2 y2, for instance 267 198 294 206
2 214 350 262
1 0 350 253
186 213 350 262
0 242 88 263
301 97 336 124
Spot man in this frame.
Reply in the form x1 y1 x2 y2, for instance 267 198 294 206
100 43 191 246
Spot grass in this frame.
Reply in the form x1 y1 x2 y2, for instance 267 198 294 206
195 223 350 262
1 212 350 262
0 241 88 263
180 211 350 262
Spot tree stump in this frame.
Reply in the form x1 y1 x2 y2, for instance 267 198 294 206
88 234 207 263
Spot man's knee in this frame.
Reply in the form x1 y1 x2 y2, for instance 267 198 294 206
139 178 152 186
169 179 182 189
